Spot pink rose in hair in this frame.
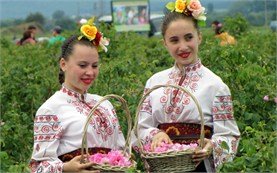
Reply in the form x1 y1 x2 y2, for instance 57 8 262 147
188 0 206 21
187 0 202 11
192 7 206 20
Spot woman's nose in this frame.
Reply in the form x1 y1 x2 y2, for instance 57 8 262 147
179 40 188 50
85 67 96 76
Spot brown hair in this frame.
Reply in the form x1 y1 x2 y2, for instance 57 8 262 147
58 35 97 84
161 12 199 37
18 30 33 45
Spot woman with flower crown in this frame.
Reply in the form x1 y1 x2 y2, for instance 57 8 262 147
29 18 123 173
135 0 240 172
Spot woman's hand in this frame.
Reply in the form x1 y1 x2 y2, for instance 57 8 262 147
151 131 172 151
63 155 99 173
192 138 213 164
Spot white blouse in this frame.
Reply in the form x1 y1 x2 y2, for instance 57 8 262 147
136 60 240 171
29 85 125 173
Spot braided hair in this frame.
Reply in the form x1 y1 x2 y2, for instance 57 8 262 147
58 35 97 84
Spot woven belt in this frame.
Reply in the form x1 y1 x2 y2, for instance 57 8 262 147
58 147 111 162
157 123 213 144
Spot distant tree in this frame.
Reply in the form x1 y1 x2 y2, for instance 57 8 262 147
25 12 45 25
207 3 214 13
52 10 65 20
55 17 76 31
14 19 24 25
228 0 276 26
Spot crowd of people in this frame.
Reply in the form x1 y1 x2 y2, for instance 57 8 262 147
27 0 240 172
16 25 65 46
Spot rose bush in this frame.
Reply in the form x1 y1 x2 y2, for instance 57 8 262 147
0 24 276 172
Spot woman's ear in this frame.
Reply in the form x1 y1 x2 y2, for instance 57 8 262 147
162 38 167 48
60 58 67 72
198 32 202 45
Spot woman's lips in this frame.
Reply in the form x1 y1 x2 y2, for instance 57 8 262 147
81 78 92 85
178 52 190 59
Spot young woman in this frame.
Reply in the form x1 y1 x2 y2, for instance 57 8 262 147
16 30 36 46
29 20 123 173
211 20 236 46
136 0 240 172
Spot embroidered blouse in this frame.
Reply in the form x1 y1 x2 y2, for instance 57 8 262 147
136 60 240 171
29 85 125 173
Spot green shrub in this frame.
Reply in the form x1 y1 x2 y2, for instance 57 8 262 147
223 13 250 37
1 26 276 172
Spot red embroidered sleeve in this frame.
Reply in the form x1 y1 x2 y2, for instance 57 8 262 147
30 114 63 173
212 95 234 121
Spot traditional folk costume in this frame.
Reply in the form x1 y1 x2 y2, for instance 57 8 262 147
136 60 240 172
29 85 125 173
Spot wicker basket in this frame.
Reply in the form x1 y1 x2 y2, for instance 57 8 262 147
80 94 136 172
134 84 205 172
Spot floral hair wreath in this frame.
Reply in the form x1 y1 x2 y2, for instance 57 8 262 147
78 17 109 52
166 0 206 27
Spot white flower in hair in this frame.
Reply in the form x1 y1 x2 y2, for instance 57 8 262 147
79 18 88 24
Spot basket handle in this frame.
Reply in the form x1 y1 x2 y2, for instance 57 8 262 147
134 84 205 154
80 94 132 163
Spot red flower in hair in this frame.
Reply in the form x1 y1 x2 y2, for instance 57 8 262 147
94 32 102 46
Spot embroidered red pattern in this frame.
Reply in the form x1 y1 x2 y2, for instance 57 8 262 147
85 100 115 141
34 115 62 143
141 94 152 114
160 62 202 121
30 159 63 173
213 95 234 121
61 85 117 141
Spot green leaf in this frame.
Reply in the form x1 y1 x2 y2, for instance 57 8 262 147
78 35 83 40
220 141 230 152
198 20 206 27
166 2 175 11
87 17 95 25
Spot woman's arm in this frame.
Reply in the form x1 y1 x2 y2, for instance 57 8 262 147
211 84 241 168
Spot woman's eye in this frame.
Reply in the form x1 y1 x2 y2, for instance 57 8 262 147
170 39 178 43
92 65 98 69
79 64 87 68
185 35 193 41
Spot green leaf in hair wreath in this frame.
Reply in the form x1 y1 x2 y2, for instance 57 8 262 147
78 35 83 40
220 141 230 152
166 2 175 11
87 17 95 26
198 20 206 27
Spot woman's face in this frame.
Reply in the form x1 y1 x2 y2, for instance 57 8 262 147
60 44 99 94
163 18 202 68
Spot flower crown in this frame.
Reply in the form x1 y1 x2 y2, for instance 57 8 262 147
166 0 206 26
78 17 109 52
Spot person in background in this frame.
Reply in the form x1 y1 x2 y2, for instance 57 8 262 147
16 30 36 46
138 7 147 24
135 0 240 172
27 25 38 42
48 26 66 46
29 18 121 173
211 20 236 46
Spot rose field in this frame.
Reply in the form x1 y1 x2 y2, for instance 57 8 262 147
1 22 276 172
